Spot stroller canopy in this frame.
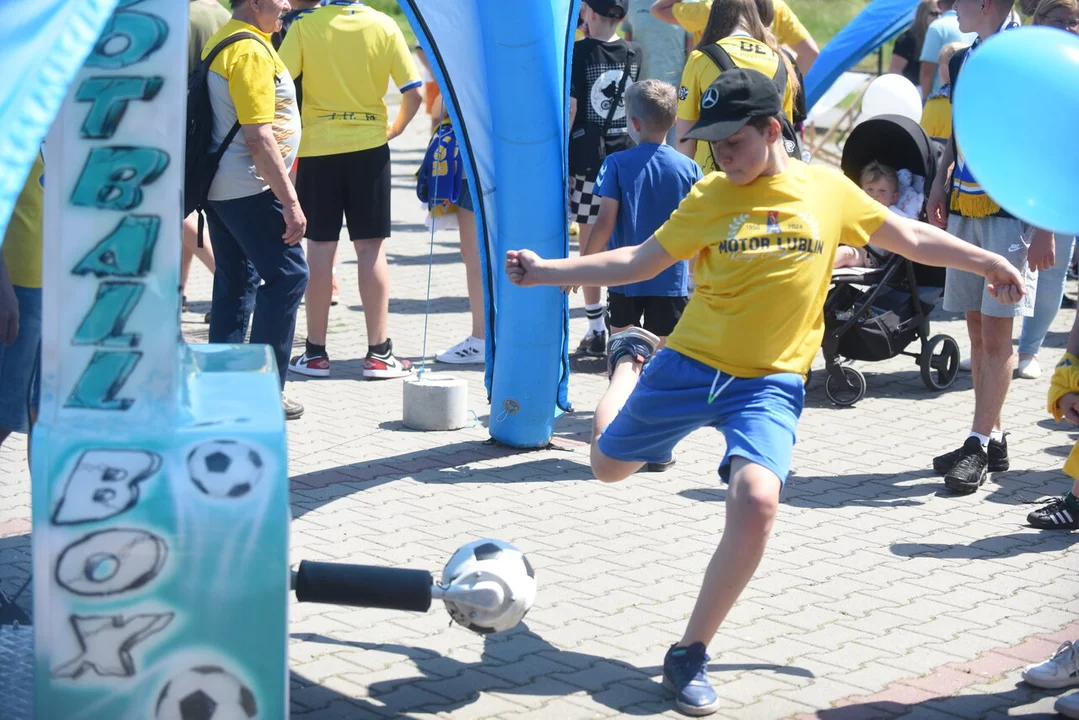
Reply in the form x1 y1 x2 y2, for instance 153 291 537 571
841 114 939 186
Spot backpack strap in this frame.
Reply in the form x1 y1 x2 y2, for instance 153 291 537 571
600 48 635 137
701 41 788 102
199 32 278 166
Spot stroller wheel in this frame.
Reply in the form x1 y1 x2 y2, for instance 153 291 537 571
825 365 866 407
920 334 960 391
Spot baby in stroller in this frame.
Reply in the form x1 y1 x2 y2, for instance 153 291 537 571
833 161 925 269
817 114 959 406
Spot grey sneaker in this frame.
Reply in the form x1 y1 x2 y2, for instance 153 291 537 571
282 394 304 421
606 327 660 378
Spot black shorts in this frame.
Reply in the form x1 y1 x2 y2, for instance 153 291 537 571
607 291 688 337
297 145 391 242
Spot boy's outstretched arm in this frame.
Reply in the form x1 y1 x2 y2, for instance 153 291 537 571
869 213 1026 304
507 236 677 289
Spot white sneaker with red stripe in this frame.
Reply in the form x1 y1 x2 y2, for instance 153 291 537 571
364 343 413 380
289 351 330 378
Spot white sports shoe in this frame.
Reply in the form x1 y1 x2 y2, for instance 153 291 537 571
1017 356 1041 380
436 336 485 365
1022 640 1079 689
1058 690 1079 719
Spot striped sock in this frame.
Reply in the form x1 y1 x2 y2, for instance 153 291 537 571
585 303 605 335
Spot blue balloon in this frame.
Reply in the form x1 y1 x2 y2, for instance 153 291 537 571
953 27 1079 235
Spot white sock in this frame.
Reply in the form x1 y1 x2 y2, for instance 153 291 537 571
990 430 1004 443
968 431 990 450
585 303 606 335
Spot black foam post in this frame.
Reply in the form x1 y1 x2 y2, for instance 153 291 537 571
292 561 434 612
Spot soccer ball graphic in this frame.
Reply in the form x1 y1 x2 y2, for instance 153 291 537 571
187 441 264 499
155 665 257 720
441 538 536 634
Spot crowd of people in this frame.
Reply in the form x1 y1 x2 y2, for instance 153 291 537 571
1 0 1079 716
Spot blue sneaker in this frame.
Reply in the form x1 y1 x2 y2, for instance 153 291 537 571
607 327 660 378
662 642 720 716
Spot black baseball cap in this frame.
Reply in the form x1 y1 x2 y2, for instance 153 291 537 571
584 0 628 19
683 68 783 143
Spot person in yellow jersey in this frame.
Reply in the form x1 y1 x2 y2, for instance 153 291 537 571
651 0 819 73
0 152 44 449
920 41 964 140
504 69 1025 717
279 1 423 382
202 0 310 421
674 0 798 173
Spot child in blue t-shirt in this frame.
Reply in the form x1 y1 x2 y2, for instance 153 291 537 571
587 78 703 343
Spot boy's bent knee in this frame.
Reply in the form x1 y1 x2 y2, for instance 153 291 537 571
727 458 782 524
590 442 643 483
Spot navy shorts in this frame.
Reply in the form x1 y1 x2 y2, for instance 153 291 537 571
598 350 804 483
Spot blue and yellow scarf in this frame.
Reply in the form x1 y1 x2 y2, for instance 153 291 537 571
951 13 1021 218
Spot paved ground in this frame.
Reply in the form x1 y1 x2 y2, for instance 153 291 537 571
3 119 1079 719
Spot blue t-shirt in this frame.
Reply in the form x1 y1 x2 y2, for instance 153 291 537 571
596 142 702 297
919 11 977 96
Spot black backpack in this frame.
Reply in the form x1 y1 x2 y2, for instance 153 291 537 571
184 32 267 220
698 42 805 160
568 46 637 176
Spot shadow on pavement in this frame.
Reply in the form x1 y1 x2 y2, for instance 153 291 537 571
812 679 1066 720
290 622 814 717
890 529 1079 560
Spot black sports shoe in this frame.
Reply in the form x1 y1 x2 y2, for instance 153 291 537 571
576 330 607 358
933 434 1009 474
943 437 989 494
1027 497 1079 530
647 458 677 473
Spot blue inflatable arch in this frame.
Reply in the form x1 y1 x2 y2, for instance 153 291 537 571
804 0 919 109
399 0 577 449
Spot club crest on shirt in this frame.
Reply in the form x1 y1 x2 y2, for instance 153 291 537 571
766 211 781 234
678 85 689 101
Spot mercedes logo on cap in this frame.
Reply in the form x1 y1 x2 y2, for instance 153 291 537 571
701 87 720 110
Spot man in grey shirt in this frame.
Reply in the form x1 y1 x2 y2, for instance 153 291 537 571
622 0 688 143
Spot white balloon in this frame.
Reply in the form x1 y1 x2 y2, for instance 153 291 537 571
861 73 924 123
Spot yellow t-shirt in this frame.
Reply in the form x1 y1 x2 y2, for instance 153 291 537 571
654 161 889 378
672 0 811 46
920 96 952 140
202 20 301 201
677 36 796 172
279 3 423 158
2 153 44 289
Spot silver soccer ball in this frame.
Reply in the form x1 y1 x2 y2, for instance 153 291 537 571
439 538 536 634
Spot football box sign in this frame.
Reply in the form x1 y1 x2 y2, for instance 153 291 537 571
32 2 289 718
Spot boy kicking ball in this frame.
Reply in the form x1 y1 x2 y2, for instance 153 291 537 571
506 68 1025 717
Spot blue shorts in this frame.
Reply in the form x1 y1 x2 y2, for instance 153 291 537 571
598 350 804 483
0 286 42 433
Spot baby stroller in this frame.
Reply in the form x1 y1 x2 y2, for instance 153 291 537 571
816 114 960 406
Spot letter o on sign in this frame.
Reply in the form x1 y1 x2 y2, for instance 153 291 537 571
55 529 167 596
